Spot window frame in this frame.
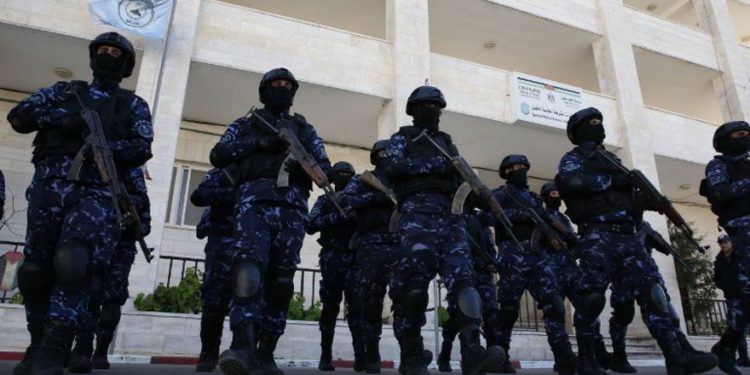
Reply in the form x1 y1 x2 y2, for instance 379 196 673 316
166 162 211 229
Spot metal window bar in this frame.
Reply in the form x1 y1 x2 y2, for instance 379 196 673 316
685 299 728 336
0 241 24 303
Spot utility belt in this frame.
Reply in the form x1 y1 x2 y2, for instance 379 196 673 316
580 222 636 235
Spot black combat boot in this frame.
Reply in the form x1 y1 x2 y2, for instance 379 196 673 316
658 332 717 375
258 334 284 375
609 339 636 374
712 329 742 375
738 354 750 367
576 335 608 375
218 323 260 375
398 337 433 375
30 321 76 375
593 336 611 370
67 335 94 373
318 330 335 371
458 324 505 375
437 340 453 372
353 336 367 372
402 333 430 375
552 341 576 375
675 331 700 354
91 331 113 369
197 312 225 372
365 340 381 374
13 323 43 375
490 343 515 374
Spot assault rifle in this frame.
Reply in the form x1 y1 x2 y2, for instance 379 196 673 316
640 221 690 272
594 147 705 254
412 130 521 249
467 234 500 273
361 170 397 205
248 107 347 217
66 85 154 263
503 185 577 260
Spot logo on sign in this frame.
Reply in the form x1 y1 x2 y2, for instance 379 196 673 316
118 0 155 27
520 102 530 115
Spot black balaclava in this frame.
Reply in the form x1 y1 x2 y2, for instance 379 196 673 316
334 173 353 192
506 169 528 188
544 195 562 210
574 119 605 145
412 105 441 130
92 53 127 82
725 133 750 157
264 86 295 113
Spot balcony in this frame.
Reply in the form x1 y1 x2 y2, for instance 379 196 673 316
624 0 700 29
730 0 750 47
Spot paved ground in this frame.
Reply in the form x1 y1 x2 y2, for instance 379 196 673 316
2 363 750 375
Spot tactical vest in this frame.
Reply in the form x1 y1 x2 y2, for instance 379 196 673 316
238 111 312 192
391 126 458 200
494 187 537 243
209 205 234 236
357 200 394 232
318 200 358 250
563 148 634 223
31 81 134 165
706 156 750 224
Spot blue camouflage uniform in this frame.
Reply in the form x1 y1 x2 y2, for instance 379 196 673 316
305 192 362 339
338 168 400 343
489 185 568 350
384 127 475 338
210 107 331 336
192 168 238 316
9 79 152 328
557 142 674 344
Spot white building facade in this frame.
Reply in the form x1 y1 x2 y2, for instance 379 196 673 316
1 0 750 355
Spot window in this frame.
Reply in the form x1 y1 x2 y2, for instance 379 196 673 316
166 164 209 227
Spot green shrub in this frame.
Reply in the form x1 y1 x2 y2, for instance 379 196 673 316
438 306 449 327
134 268 203 314
287 293 325 322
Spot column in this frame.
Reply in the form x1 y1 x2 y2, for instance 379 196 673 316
591 0 685 337
128 0 203 296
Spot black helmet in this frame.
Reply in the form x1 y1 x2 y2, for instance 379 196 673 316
89 32 136 78
406 85 446 116
567 107 603 145
499 154 530 179
370 140 389 166
540 182 558 198
333 161 355 175
713 121 750 153
259 68 299 105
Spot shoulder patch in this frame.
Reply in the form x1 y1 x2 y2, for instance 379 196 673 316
137 123 154 139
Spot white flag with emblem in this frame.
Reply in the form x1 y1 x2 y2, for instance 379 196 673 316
89 0 173 39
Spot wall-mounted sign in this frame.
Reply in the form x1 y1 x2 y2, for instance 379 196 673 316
509 72 583 128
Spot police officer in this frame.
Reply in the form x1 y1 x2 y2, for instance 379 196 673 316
557 107 716 375
191 167 238 372
210 67 333 375
540 182 612 372
491 156 575 375
713 234 750 369
7 32 153 375
68 167 151 373
384 85 503 375
703 121 750 375
436 207 500 373
306 161 364 372
338 141 399 374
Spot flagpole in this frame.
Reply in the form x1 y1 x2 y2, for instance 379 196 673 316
149 0 177 119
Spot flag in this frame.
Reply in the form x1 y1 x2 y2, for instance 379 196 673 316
89 0 173 39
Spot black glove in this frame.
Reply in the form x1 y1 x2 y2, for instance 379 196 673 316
612 174 631 191
284 158 303 175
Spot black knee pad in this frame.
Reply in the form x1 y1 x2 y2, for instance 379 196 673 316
611 301 635 326
54 241 90 291
232 262 261 304
99 303 122 332
364 298 384 323
498 304 519 329
580 293 605 322
646 284 669 316
402 283 429 321
17 261 53 304
545 296 566 322
266 270 295 311
456 286 482 322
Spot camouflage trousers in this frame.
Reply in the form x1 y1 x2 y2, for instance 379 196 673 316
229 201 305 336
201 234 235 315
443 262 499 345
496 243 567 348
389 212 475 337
23 177 119 327
357 236 399 342
318 250 363 339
